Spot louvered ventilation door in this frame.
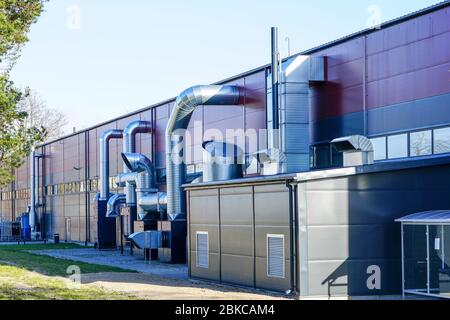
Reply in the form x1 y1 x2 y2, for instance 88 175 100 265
268 235 284 278
196 232 209 268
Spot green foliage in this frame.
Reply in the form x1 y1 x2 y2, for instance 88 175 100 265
0 0 47 188
0 74 47 187
0 0 46 68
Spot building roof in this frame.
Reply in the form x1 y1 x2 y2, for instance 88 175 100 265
396 210 450 224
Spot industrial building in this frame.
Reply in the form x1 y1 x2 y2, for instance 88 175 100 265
1 1 450 299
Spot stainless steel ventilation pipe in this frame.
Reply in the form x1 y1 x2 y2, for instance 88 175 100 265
202 140 244 182
165 85 242 220
106 193 126 218
99 129 123 200
122 121 152 206
121 152 166 220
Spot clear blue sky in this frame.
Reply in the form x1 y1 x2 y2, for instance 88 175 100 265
10 0 441 132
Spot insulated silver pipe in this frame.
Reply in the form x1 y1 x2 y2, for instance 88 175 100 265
121 152 159 220
139 192 167 216
106 193 126 218
122 121 152 205
165 85 241 220
99 129 123 200
29 148 36 232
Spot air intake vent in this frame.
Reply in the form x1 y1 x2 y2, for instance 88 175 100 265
196 232 209 268
267 234 285 278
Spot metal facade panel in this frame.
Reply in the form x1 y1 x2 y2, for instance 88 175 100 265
255 256 291 292
190 251 220 281
367 92 450 135
190 225 219 254
189 189 219 225
254 185 290 227
221 254 254 287
367 61 450 109
220 225 253 256
220 187 253 225
310 112 365 143
301 163 450 297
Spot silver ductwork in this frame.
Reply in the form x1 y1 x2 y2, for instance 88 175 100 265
165 85 242 220
99 129 123 200
122 121 152 206
121 152 165 220
106 193 126 218
29 148 36 232
331 135 374 167
202 140 244 182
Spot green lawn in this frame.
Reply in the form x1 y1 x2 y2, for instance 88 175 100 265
0 264 135 300
0 243 138 300
0 244 134 276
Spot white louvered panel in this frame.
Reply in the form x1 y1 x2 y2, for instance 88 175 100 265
267 235 285 278
196 232 209 268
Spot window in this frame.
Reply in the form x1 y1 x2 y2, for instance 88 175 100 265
196 232 209 268
433 127 450 154
267 234 285 278
410 130 432 157
388 134 408 159
312 145 331 169
371 137 387 161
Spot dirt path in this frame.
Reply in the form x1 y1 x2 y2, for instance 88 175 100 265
80 272 289 300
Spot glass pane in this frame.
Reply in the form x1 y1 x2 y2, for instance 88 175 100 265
331 145 343 168
388 134 408 159
434 127 450 154
410 130 432 157
439 226 450 297
371 137 386 161
428 225 442 294
313 145 330 169
404 225 427 292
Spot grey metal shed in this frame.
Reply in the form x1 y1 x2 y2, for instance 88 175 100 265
396 211 450 299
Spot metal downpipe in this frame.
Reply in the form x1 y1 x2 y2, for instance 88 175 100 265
99 129 123 200
165 85 242 220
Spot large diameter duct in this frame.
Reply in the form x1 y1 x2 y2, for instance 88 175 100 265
29 149 36 232
121 152 163 220
202 140 244 182
99 129 123 200
122 121 152 206
106 193 126 218
165 85 242 220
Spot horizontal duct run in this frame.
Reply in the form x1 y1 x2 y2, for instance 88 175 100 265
165 85 242 221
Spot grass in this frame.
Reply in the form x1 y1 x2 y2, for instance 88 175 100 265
0 264 135 300
0 242 138 300
0 243 86 251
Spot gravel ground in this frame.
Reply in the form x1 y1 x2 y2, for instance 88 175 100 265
32 248 288 300
33 248 188 279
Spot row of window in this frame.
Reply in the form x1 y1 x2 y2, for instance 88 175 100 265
371 126 450 161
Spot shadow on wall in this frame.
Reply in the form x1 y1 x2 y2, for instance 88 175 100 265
318 164 450 297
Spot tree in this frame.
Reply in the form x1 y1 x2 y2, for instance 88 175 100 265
0 0 47 72
0 0 48 187
0 76 46 186
19 88 68 142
